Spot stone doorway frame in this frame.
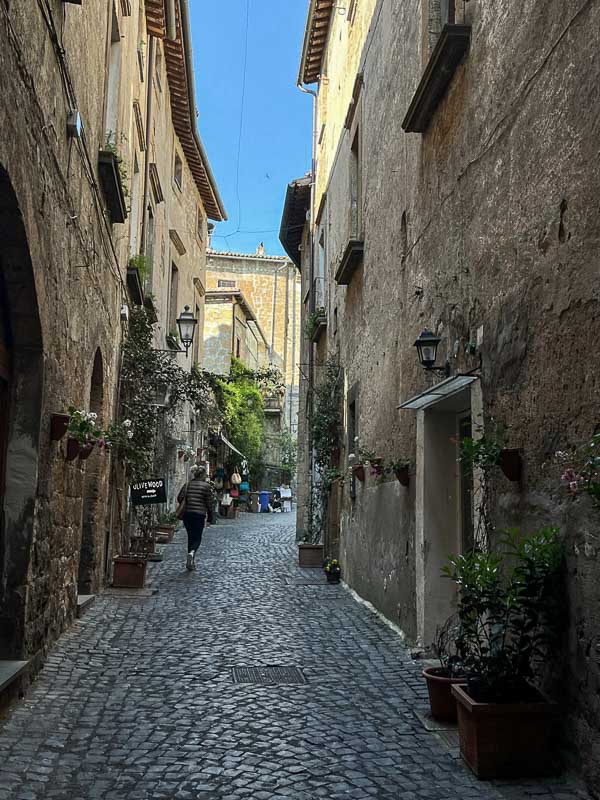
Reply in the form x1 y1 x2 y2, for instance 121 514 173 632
400 375 482 647
0 165 44 659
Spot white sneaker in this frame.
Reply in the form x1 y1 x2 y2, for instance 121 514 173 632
186 553 194 571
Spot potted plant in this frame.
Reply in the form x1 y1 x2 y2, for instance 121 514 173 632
422 614 465 721
389 458 411 487
324 557 342 584
66 407 102 462
443 526 563 778
556 429 600 508
298 531 324 567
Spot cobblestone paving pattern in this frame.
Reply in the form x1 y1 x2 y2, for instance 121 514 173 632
0 514 592 800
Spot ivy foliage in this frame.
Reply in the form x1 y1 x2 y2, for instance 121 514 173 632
212 358 270 478
311 356 343 470
120 308 219 478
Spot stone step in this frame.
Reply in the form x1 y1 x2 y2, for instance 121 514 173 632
0 660 29 711
76 594 96 618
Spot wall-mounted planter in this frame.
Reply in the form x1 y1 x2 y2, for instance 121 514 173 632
394 466 410 487
79 443 95 460
50 413 70 441
65 438 80 461
98 150 128 224
353 464 365 482
499 449 522 482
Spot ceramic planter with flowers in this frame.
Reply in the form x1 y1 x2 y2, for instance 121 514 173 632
323 557 342 584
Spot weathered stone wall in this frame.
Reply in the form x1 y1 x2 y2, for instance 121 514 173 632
0 0 217 671
203 299 233 375
0 2 122 666
305 0 600 788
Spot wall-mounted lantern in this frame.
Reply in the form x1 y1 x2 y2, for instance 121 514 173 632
414 329 451 377
176 305 197 357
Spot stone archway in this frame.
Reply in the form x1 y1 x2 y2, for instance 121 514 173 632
77 349 105 595
0 165 43 659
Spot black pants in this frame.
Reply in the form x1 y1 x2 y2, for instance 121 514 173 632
183 512 206 553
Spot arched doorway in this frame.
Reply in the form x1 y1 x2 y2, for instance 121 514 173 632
0 165 43 659
77 349 105 594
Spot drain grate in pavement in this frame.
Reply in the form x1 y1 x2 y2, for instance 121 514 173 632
231 666 307 685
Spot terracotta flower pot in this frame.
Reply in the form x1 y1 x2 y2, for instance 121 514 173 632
50 413 70 441
451 683 558 778
423 667 465 722
499 449 522 482
78 442 95 460
353 464 365 482
394 466 410 487
65 438 80 461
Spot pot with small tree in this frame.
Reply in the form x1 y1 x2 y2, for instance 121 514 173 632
422 613 465 721
443 526 564 779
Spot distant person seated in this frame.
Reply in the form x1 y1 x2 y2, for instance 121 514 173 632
271 489 282 513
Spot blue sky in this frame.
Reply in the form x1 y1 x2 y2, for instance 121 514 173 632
190 1 312 257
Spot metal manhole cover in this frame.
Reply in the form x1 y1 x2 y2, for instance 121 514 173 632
231 666 307 685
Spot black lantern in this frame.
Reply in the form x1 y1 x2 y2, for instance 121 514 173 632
414 329 450 376
176 305 197 357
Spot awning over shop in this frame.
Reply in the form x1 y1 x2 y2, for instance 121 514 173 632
220 435 246 460
397 375 478 411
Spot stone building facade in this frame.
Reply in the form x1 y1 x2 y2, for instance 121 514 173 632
206 248 302 435
0 0 223 687
289 0 600 791
204 248 302 487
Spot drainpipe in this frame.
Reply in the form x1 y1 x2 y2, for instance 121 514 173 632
139 36 156 256
179 0 228 221
165 0 177 41
297 82 318 539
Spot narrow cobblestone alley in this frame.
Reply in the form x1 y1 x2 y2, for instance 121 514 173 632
0 514 592 800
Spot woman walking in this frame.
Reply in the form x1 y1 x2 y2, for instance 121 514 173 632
177 465 215 571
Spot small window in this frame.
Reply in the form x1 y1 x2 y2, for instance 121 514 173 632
236 337 241 359
218 279 237 288
196 207 204 242
173 152 183 191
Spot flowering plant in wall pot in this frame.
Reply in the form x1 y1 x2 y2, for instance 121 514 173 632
389 458 411 487
555 428 600 507
67 407 103 445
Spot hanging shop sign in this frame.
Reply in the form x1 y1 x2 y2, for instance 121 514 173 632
130 478 167 506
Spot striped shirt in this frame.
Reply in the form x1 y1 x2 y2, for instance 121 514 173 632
178 479 213 516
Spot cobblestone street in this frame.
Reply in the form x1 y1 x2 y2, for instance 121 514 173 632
0 513 592 800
